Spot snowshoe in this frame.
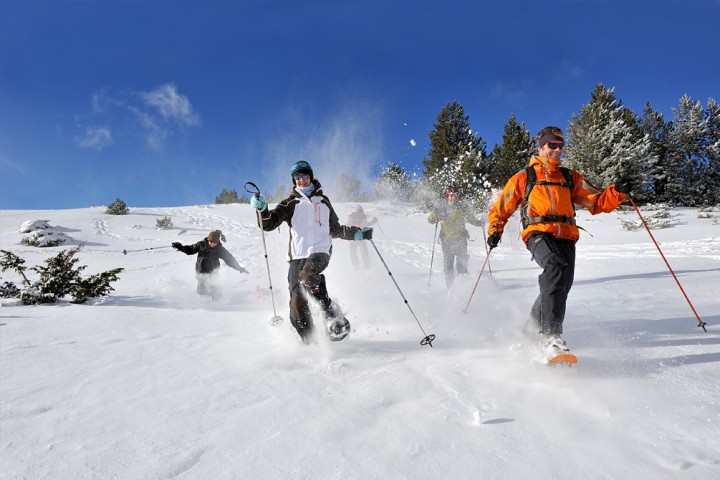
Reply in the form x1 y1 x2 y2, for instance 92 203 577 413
324 302 351 342
539 334 577 365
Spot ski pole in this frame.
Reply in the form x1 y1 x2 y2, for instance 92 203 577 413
373 219 388 240
629 196 707 332
123 246 173 255
463 249 492 313
480 219 492 278
428 219 439 286
368 238 435 347
244 181 283 326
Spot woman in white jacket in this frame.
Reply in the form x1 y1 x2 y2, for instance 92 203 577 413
251 160 373 343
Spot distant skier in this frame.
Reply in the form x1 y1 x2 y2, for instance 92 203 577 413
347 205 377 270
250 160 373 343
487 126 632 358
427 186 483 288
172 230 248 301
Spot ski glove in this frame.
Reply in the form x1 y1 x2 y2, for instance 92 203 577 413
614 175 633 194
250 195 267 211
237 266 249 274
487 232 501 250
354 227 373 240
172 242 182 250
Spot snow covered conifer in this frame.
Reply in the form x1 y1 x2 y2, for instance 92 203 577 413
106 198 129 215
565 84 653 200
488 114 535 189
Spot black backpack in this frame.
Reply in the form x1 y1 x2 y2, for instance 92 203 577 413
521 166 576 229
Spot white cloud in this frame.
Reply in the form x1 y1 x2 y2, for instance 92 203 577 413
76 126 113 150
139 83 200 127
78 84 201 151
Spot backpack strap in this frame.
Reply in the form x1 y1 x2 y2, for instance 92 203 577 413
521 166 576 229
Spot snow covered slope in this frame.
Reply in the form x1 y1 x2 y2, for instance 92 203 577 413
1 202 718 479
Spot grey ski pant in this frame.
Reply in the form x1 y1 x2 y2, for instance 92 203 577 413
440 236 469 287
527 233 576 335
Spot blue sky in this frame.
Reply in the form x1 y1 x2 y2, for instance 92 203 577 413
1 0 718 210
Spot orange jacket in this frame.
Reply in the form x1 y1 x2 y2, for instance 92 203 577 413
488 155 627 244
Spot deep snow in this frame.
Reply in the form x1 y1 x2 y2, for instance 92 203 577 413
1 201 719 479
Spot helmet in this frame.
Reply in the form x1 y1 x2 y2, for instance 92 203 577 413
290 160 313 181
445 186 459 199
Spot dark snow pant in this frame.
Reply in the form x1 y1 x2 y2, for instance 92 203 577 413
441 237 469 288
526 233 576 335
288 253 333 342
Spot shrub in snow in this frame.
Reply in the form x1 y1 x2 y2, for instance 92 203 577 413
620 207 674 231
0 246 123 305
106 198 129 215
21 230 69 247
156 216 173 229
18 219 70 247
17 219 51 233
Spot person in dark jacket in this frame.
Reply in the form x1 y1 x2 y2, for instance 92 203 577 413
250 160 373 343
172 230 248 301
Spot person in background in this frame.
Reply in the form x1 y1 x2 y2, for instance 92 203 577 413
250 160 373 343
172 230 248 301
428 186 483 288
347 205 377 270
487 126 632 356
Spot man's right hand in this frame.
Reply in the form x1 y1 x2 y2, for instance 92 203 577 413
172 242 182 250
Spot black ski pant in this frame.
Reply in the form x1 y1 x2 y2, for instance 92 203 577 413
288 253 333 342
526 232 576 335
441 236 469 287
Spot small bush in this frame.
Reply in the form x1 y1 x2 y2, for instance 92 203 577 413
17 219 70 247
0 246 123 305
106 198 129 215
156 216 173 229
620 207 674 231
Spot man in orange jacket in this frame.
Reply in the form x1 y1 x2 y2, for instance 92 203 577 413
486 126 632 356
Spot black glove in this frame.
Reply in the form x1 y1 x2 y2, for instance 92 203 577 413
614 175 633 194
172 242 182 250
487 232 501 250
237 266 249 274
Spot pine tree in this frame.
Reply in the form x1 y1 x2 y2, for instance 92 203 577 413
702 98 720 206
421 101 490 207
639 102 671 202
488 114 536 188
0 246 123 305
334 174 363 202
215 188 240 204
376 162 412 201
106 198 129 215
664 95 708 206
565 84 652 198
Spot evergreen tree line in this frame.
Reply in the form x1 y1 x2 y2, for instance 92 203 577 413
376 83 719 208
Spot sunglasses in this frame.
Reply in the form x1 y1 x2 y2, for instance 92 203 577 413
546 142 564 150
293 173 310 180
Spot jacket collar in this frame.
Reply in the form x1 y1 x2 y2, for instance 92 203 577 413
529 155 563 171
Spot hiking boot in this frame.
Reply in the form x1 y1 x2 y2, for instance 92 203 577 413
540 333 570 355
